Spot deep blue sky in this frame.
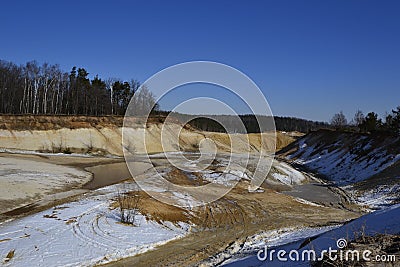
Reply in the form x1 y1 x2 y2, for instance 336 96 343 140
1 0 399 121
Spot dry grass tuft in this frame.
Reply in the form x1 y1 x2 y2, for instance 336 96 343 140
4 249 15 262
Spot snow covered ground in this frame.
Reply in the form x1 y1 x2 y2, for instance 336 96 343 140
271 161 306 185
0 157 92 213
288 137 400 186
201 225 341 266
223 204 400 266
0 183 191 266
354 183 400 210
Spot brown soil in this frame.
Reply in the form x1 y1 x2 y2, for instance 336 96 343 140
0 115 172 130
111 191 191 224
164 168 209 187
0 115 124 130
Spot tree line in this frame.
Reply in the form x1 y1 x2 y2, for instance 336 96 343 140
0 59 143 115
158 111 330 133
330 108 400 136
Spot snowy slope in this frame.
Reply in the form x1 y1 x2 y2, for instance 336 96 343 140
224 204 400 266
280 130 400 208
202 225 341 266
285 131 400 185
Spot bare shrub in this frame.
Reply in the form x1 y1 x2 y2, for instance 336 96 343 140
116 185 142 225
331 111 348 128
49 133 71 154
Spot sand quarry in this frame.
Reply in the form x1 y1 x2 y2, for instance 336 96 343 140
0 116 363 266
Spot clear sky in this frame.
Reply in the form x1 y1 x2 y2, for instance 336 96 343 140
1 0 399 121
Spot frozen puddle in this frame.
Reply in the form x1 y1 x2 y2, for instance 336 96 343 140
0 184 190 266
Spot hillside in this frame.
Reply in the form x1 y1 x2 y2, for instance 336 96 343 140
0 115 299 156
278 129 400 208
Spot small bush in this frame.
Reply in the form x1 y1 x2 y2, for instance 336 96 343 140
116 189 141 225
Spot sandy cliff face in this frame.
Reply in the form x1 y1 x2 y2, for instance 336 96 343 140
0 115 298 156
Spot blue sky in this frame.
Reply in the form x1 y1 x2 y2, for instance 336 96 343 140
1 0 399 121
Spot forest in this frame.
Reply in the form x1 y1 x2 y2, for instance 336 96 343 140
156 112 329 133
0 60 140 115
